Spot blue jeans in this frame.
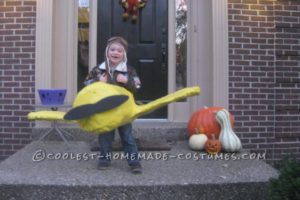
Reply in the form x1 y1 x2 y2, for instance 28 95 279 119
98 123 140 166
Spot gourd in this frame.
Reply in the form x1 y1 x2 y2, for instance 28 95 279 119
204 134 221 155
188 128 208 151
216 109 242 152
187 106 235 139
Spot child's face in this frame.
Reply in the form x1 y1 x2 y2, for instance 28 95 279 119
107 43 125 66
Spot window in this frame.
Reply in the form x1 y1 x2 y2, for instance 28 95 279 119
78 0 90 91
175 0 187 90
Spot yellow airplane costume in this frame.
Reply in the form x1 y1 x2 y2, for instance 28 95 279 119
28 82 200 133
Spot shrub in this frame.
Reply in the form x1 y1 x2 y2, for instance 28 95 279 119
269 158 300 200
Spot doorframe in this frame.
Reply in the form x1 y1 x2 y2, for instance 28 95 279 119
168 0 229 121
212 0 229 108
35 0 228 122
35 0 77 102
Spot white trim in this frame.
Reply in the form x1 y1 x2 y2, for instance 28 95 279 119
89 0 97 69
66 1 78 102
168 0 176 121
35 0 53 96
34 0 54 128
212 0 229 109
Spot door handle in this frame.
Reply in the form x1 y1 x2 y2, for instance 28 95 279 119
161 43 167 72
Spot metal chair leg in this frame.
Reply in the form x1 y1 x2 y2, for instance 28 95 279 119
38 127 54 141
55 127 69 143
58 128 74 139
38 120 72 143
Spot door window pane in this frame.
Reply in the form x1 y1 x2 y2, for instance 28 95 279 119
176 0 187 90
78 0 90 91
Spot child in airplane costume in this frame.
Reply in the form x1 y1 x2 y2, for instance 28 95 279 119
85 36 142 173
27 37 200 174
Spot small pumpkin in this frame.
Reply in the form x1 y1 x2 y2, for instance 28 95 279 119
216 109 242 152
204 134 221 155
187 106 235 139
188 128 208 151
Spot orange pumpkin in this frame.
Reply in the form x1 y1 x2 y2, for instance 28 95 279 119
187 106 234 139
205 134 221 155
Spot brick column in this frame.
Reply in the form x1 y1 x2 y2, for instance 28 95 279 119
0 0 36 160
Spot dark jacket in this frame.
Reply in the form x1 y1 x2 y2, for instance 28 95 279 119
84 64 140 94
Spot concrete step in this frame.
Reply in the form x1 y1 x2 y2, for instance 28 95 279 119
0 141 278 200
32 121 189 143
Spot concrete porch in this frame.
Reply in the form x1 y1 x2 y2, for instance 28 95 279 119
0 130 278 200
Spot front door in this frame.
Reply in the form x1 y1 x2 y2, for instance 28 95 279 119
97 0 168 119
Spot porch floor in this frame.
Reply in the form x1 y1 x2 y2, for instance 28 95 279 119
0 140 278 200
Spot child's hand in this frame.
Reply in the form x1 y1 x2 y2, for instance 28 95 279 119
99 74 107 82
116 74 128 84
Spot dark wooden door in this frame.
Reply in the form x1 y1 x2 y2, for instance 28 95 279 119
97 0 168 118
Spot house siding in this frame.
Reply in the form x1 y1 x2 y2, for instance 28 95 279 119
0 0 299 161
228 0 300 161
0 0 35 160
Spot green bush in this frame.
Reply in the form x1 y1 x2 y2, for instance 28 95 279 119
269 158 300 200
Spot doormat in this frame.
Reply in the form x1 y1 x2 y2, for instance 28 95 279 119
90 138 173 151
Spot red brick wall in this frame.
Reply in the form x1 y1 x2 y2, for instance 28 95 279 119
0 0 36 160
274 0 300 160
228 0 300 161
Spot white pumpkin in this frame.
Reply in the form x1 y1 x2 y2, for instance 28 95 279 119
189 133 208 151
216 109 242 152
